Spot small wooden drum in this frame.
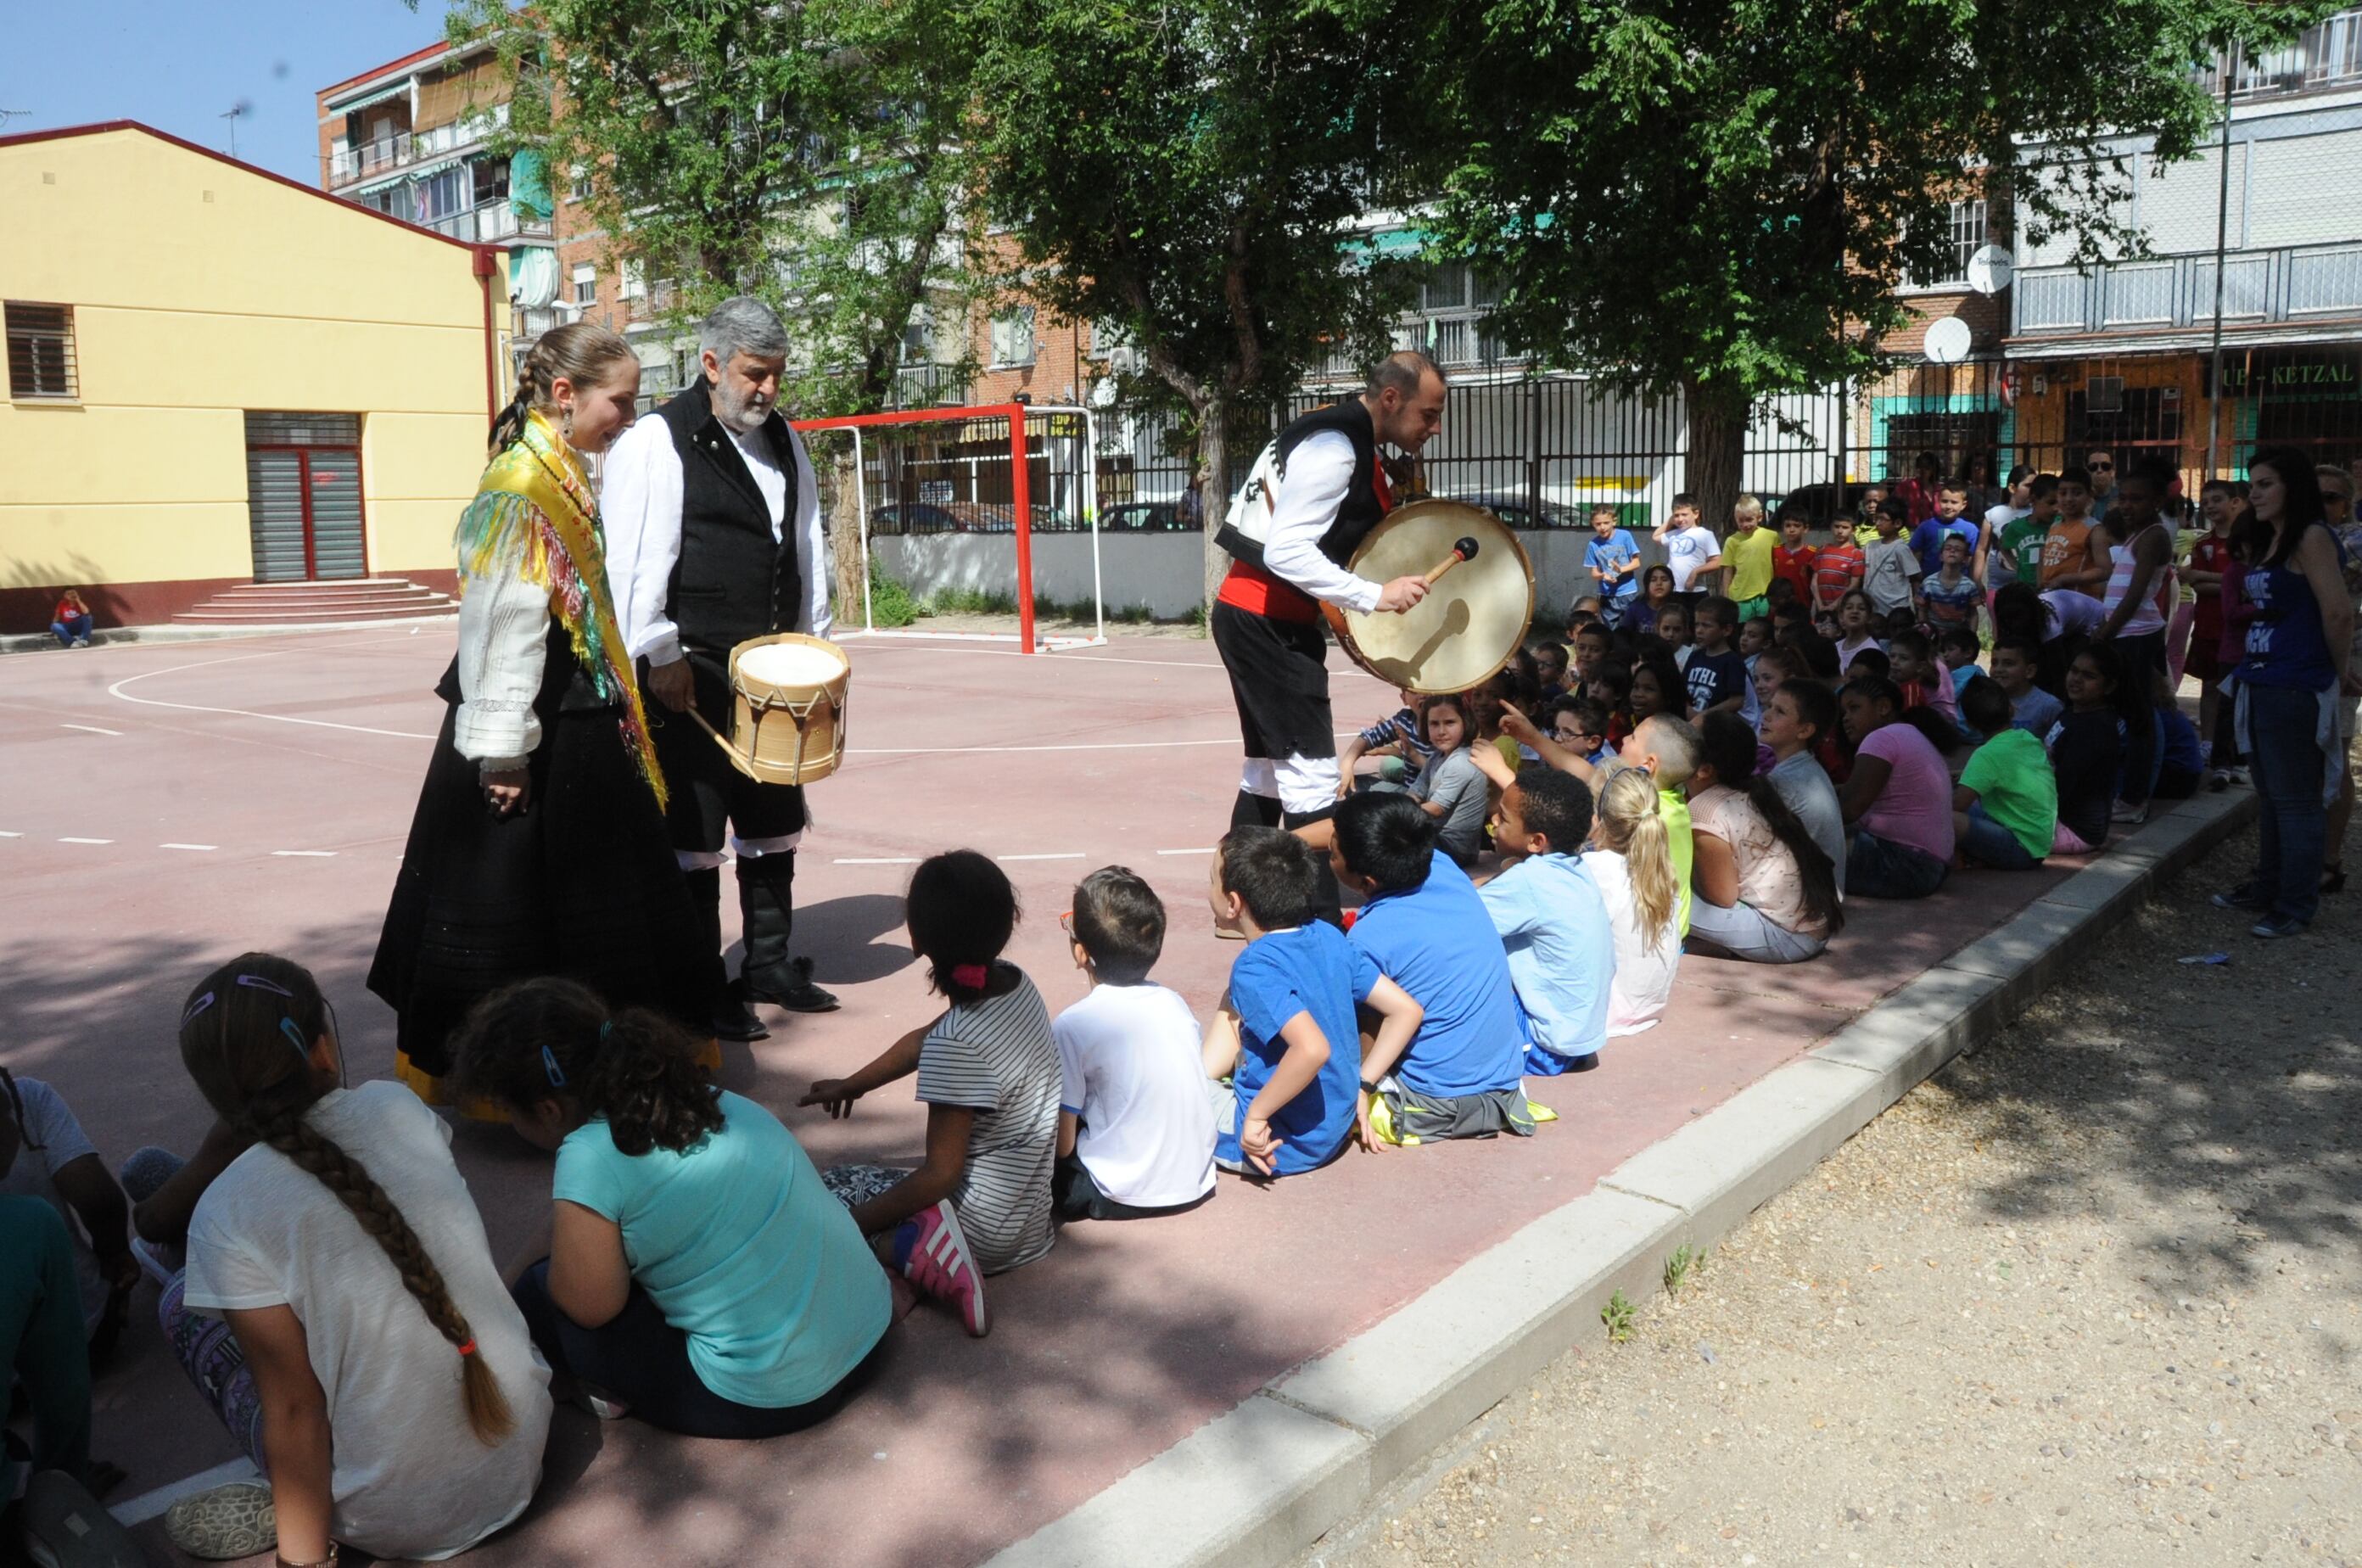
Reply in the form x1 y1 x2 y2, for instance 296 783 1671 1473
1325 500 1536 695
689 633 852 787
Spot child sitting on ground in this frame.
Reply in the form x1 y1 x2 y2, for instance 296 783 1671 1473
1202 828 1421 1176
1569 621 1615 699
1480 767 1615 1073
1407 692 1491 865
1337 686 1433 791
1329 794 1536 1140
1990 635 2064 735
1936 625 1990 740
1531 639 1571 701
801 851 1062 1296
154 954 552 1563
1586 769 1685 1036
2046 644 2134 855
1549 694 1617 770
1833 589 1884 667
1648 597 1693 669
1885 627 1960 733
2 1069 137 1357
455 976 898 1412
1951 679 2057 871
1049 867 1217 1221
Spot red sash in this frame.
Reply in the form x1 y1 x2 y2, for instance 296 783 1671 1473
1214 453 1396 624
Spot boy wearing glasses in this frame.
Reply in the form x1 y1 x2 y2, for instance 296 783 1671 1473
1548 695 1617 770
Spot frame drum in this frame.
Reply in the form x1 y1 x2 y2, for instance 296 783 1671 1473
695 633 852 787
1328 501 1536 695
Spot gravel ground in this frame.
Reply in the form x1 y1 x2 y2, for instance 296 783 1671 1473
1313 820 2360 1568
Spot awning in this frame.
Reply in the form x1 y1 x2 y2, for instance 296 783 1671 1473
509 148 551 221
329 80 413 117
350 153 462 198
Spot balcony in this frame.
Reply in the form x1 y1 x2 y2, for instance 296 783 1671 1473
421 203 555 244
327 132 412 186
887 362 969 410
2196 9 2362 102
2010 240 2362 342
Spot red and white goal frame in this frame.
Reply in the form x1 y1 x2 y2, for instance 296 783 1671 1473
791 402 1108 653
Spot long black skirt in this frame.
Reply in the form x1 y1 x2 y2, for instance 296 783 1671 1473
368 700 722 1091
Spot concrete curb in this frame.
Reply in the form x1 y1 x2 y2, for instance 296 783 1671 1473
0 615 454 657
985 787 2259 1568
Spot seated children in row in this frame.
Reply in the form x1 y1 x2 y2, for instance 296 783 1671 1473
1685 712 1844 964
1480 707 1701 938
1937 626 1989 740
1479 768 1616 1071
1885 627 1959 731
1833 589 1883 667
1584 770 1685 1035
1952 678 2057 871
1838 675 1956 899
1049 868 1217 1221
1760 677 1849 885
1329 794 1536 1134
456 978 898 1414
1204 828 1421 1176
1338 686 1433 789
1548 694 1617 770
800 852 1062 1330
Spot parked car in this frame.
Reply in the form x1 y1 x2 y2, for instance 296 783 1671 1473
871 501 1015 535
1103 501 1184 532
1449 492 1588 530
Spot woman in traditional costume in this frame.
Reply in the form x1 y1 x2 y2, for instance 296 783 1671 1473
371 323 720 1109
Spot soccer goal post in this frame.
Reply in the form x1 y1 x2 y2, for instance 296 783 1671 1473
792 402 1108 652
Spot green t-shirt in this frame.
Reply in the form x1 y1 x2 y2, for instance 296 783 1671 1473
554 1090 890 1407
1724 526 1777 602
1997 515 2048 581
1659 785 1695 936
1960 728 2057 860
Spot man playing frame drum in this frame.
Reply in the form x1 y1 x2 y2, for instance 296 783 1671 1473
1212 352 1450 864
603 296 841 1040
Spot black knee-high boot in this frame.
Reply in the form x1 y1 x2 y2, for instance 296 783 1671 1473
738 851 839 1014
687 867 766 1043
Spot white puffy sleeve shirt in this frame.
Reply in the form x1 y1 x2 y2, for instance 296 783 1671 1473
1260 430 1384 614
450 495 552 773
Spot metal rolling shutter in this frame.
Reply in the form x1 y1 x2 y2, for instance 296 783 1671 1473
243 413 367 582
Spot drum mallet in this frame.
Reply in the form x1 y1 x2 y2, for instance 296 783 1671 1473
1422 535 1482 587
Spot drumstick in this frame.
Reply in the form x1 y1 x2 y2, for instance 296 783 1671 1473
1422 535 1482 588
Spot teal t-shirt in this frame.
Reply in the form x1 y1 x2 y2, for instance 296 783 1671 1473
554 1089 888 1408
1960 728 2057 860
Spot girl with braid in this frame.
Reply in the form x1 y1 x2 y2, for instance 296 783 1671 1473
152 954 551 1564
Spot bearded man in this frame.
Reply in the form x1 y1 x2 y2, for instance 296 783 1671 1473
602 295 839 1040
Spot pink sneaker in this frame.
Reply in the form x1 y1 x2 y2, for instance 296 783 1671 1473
893 1200 988 1337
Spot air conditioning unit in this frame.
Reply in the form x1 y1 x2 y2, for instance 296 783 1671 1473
2086 375 2124 414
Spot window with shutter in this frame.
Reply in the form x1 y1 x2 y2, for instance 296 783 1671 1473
5 302 77 400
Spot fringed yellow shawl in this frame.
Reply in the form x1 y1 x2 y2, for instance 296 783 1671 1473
455 410 668 809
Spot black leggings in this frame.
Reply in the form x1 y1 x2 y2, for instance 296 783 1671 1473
512 1260 885 1439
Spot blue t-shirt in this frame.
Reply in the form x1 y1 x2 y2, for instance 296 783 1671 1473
1585 529 1642 600
1475 852 1613 1067
1909 518 1980 580
553 1090 890 1408
1224 923 1380 1175
1684 647 1747 714
1348 853 1531 1099
2158 703 2204 776
2010 685 2065 736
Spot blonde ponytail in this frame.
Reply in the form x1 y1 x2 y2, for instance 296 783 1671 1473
1597 770 1678 947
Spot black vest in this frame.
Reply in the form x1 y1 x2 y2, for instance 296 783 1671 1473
652 382 803 659
1276 398 1387 568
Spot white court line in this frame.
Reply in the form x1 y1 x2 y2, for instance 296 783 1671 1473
160 843 218 851
271 849 338 857
59 837 114 844
108 654 435 740
995 851 1085 861
0 831 20 838
852 642 1227 674
834 856 917 865
854 736 1245 756
111 1457 266 1527
59 722 124 736
1156 847 1217 855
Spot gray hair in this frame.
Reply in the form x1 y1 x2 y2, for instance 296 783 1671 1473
699 295 790 364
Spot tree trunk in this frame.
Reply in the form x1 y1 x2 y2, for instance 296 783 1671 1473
1683 376 1749 546
1200 396 1229 613
825 445 868 631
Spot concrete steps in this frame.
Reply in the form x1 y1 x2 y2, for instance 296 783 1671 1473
172 578 458 624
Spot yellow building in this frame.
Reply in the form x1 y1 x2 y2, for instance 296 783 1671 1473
1 120 510 630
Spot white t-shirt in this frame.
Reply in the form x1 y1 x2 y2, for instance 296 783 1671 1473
0 1075 109 1326
1052 983 1217 1210
1584 849 1681 1036
1663 525 1718 591
183 1083 552 1560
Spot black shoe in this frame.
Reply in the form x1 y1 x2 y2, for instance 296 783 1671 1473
746 955 840 1013
2324 864 2348 895
712 978 770 1042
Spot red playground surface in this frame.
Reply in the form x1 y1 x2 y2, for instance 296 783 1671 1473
2 628 2089 1565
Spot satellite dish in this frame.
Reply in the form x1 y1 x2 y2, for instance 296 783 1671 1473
1923 316 1973 365
1966 244 2014 296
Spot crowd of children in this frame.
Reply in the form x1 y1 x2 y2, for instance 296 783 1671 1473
5 460 2353 1568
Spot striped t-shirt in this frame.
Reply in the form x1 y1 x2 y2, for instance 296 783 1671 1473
915 968 1061 1274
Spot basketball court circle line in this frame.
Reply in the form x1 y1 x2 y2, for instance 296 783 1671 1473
106 653 439 741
